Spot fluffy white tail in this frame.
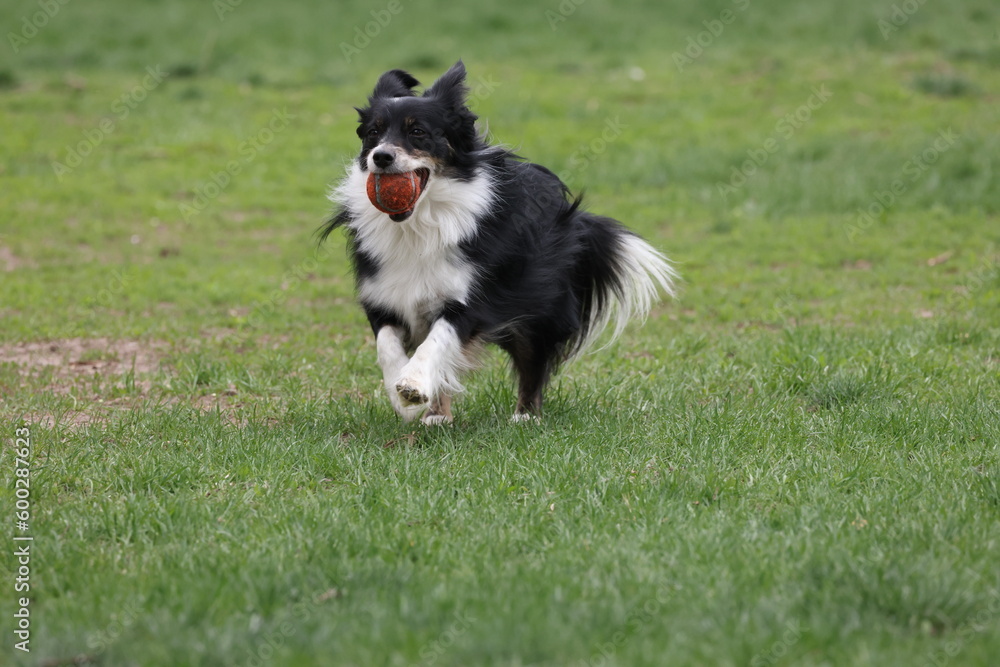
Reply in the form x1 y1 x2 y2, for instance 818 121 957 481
576 233 679 356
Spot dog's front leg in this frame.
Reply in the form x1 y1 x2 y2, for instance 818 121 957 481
395 319 465 423
376 325 423 422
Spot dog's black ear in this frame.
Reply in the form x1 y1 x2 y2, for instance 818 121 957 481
424 60 478 148
423 60 469 108
354 106 369 137
370 69 420 100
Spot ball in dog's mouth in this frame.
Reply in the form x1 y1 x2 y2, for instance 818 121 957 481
366 168 430 221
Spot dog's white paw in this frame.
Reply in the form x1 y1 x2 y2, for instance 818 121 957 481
421 413 453 426
395 378 429 407
395 402 424 423
384 380 423 422
511 412 540 424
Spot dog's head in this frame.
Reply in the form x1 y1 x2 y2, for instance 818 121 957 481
353 61 481 220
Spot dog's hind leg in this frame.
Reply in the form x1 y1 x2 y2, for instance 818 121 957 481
512 373 544 422
507 339 555 422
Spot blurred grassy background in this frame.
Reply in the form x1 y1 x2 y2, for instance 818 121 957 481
1 1 999 666
0 0 997 344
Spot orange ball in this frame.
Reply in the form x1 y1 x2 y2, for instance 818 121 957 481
366 171 423 215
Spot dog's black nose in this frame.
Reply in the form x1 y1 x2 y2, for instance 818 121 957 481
372 151 394 169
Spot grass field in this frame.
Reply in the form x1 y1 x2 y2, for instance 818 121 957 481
1 0 999 665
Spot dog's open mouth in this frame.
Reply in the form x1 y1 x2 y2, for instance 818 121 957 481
366 168 430 222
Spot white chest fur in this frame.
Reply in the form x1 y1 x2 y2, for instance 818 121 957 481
358 245 474 343
331 162 495 344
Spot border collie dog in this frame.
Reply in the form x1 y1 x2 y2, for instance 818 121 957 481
321 61 677 424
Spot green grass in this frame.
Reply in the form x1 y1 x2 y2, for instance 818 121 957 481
1 0 999 665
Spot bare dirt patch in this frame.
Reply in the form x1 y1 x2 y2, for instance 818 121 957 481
0 337 166 384
1 338 170 429
1 245 37 272
2 338 258 428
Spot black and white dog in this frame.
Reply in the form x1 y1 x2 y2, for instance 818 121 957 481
321 61 677 424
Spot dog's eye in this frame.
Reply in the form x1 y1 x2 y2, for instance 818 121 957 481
366 128 379 139
409 128 426 138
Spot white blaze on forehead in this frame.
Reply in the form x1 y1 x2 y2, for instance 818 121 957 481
366 143 434 173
